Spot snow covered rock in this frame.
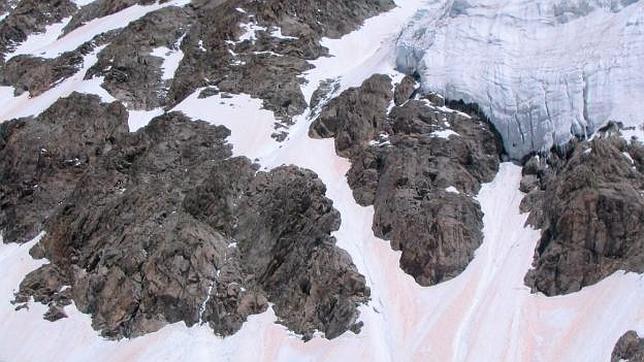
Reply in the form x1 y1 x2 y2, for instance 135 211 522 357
396 0 644 159
0 0 78 61
1 98 369 340
312 74 503 286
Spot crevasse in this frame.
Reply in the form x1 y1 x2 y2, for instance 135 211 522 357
396 0 644 158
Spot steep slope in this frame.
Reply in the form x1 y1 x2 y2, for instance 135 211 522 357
0 0 642 361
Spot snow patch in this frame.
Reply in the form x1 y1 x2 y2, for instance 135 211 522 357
8 0 191 59
128 108 164 132
0 1 642 361
4 17 72 61
431 129 459 139
172 91 280 163
151 34 185 80
0 46 114 122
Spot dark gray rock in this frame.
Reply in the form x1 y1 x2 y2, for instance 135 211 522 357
44 304 68 321
86 6 192 110
233 166 369 339
359 101 501 286
168 0 395 123
5 98 369 341
0 33 115 96
522 135 644 296
310 74 393 157
424 92 445 107
311 75 502 286
519 174 538 193
393 75 416 106
0 92 128 244
62 0 158 35
612 331 644 362
0 0 78 62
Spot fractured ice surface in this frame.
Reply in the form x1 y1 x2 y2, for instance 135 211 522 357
396 0 644 158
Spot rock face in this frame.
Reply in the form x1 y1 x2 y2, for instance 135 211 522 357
85 6 191 110
311 74 502 286
4 93 368 341
62 0 158 35
1 0 395 131
0 0 78 62
310 74 393 158
1 33 114 97
167 0 395 122
522 128 644 296
0 92 129 244
612 331 644 362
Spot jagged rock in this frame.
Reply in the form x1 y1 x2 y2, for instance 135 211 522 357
393 75 416 106
198 86 219 98
612 331 644 362
62 0 158 35
3 96 369 341
86 6 192 110
523 135 644 295
44 304 68 322
1 53 83 96
312 75 502 286
233 166 369 338
310 78 340 111
14 263 71 306
424 92 445 107
2 0 395 130
0 0 78 62
0 92 128 244
310 74 393 157
0 33 115 96
519 174 538 193
168 0 395 122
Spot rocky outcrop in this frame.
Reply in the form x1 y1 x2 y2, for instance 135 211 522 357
168 0 395 123
0 0 78 61
310 74 393 158
4 94 368 341
1 0 395 140
62 0 159 35
522 129 644 296
0 33 115 96
393 75 416 106
612 331 644 362
85 5 191 110
0 92 128 244
192 165 369 339
311 75 502 286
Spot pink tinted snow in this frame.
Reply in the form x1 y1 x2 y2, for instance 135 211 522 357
0 0 642 361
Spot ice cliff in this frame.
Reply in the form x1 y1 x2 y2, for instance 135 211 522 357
396 0 644 158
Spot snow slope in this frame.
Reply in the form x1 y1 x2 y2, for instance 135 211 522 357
4 0 191 61
396 0 644 158
0 46 114 122
0 1 642 361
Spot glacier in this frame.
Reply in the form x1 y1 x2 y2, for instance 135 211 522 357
395 0 644 158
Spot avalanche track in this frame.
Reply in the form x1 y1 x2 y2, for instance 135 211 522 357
0 1 642 361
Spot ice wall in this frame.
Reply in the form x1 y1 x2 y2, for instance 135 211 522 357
396 0 644 158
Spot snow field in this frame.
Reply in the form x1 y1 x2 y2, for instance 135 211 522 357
0 0 641 361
